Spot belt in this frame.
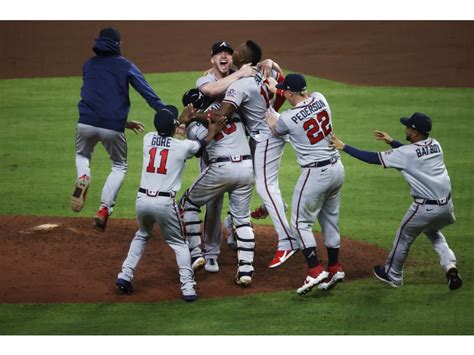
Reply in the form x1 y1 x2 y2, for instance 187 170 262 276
138 188 175 198
414 193 451 206
209 155 252 164
302 157 339 168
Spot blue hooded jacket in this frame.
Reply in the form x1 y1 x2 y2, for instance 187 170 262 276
78 37 165 132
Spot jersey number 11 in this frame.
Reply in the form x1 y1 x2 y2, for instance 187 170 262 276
146 148 169 174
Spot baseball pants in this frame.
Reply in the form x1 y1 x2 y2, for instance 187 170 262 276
75 123 128 212
182 159 255 275
384 200 457 286
118 194 195 294
291 160 345 250
252 136 297 250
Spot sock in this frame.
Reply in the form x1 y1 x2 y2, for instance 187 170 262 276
302 247 319 268
327 247 339 266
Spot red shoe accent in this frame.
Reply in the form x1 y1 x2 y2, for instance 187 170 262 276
327 263 344 278
308 264 326 278
94 207 109 232
268 249 297 268
251 205 269 219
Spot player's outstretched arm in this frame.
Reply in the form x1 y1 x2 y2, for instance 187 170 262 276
264 109 282 136
125 120 145 134
204 116 228 144
374 130 404 148
329 134 382 165
200 64 256 97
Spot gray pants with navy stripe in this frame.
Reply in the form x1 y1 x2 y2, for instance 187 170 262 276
182 159 255 275
118 194 195 295
385 200 457 286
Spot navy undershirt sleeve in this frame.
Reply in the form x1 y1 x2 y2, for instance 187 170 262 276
195 138 207 157
389 140 404 148
343 144 381 165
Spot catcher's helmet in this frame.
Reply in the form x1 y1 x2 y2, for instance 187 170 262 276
182 88 205 109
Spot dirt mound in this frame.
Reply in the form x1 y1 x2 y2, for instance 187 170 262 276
0 215 387 303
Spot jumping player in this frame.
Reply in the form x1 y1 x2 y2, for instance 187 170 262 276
71 27 165 232
330 112 462 290
191 41 255 272
188 40 299 269
265 74 346 295
116 105 226 302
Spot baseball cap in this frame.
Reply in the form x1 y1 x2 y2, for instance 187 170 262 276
275 73 307 92
182 88 204 109
211 41 233 56
154 105 179 137
400 112 432 134
99 27 121 43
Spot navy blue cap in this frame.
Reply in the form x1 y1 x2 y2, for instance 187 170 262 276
182 88 204 109
275 73 307 92
400 112 432 134
99 27 121 43
211 41 233 56
154 105 179 137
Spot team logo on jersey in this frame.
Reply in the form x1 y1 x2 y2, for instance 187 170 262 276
383 149 394 156
226 88 237 98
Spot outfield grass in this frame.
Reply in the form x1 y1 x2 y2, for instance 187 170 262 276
0 72 473 334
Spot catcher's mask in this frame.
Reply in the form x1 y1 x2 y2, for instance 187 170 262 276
182 88 205 110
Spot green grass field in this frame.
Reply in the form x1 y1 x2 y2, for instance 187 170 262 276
0 72 473 335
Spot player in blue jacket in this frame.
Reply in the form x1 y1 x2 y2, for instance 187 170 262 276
71 27 166 232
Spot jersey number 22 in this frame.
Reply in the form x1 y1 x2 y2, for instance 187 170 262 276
303 110 332 145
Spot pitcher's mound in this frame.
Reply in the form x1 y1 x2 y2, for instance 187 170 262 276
0 215 387 303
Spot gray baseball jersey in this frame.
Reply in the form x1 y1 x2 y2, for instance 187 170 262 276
378 138 451 200
376 138 456 285
223 70 280 142
118 131 201 297
275 92 344 252
139 132 201 193
276 92 341 166
223 69 296 251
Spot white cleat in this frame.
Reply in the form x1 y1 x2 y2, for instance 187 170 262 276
204 258 219 273
297 268 329 295
191 256 206 271
318 271 345 290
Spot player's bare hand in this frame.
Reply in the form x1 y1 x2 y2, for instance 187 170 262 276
328 133 345 150
174 123 187 139
125 120 145 134
374 130 393 144
178 104 196 125
264 77 278 94
238 63 256 78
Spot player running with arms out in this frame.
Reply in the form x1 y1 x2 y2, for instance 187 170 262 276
116 105 226 302
330 113 462 290
189 41 255 273
186 40 298 269
265 74 346 295
71 27 165 232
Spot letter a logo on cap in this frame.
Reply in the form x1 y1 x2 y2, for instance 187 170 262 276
220 42 227 47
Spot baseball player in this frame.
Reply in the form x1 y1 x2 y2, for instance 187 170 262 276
265 74 346 295
116 105 226 302
188 40 298 269
71 27 165 232
179 99 256 286
190 41 255 272
329 112 462 290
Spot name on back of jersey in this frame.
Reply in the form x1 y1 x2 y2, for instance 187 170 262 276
416 144 440 158
151 135 171 147
290 99 327 124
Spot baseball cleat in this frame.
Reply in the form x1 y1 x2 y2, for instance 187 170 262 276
268 249 298 268
446 267 463 290
235 271 253 286
183 294 198 302
318 263 345 290
116 278 134 294
71 175 90 212
191 256 206 271
204 258 219 273
93 207 109 232
297 265 329 295
251 205 269 219
373 265 401 288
